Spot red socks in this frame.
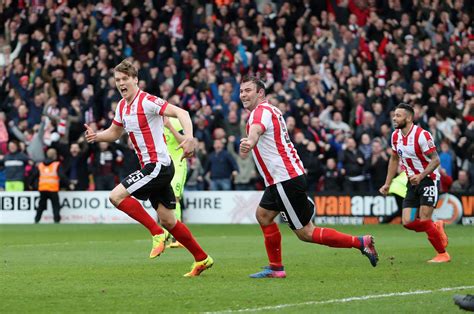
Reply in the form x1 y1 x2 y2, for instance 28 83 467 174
312 227 361 249
404 219 445 253
261 223 283 269
169 221 207 261
404 219 426 232
117 197 163 236
117 198 208 261
260 224 362 267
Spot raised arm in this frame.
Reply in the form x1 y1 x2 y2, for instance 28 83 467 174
8 120 26 142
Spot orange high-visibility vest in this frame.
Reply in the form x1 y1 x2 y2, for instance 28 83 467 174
215 0 232 6
38 161 60 192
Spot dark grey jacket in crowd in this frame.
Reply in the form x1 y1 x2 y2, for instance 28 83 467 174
0 151 29 181
10 121 46 162
227 140 255 185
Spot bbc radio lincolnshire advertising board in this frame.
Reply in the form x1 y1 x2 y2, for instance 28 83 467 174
0 191 472 225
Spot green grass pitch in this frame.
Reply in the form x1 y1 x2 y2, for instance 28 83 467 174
1 224 473 313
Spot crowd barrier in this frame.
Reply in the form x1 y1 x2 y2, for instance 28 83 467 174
0 191 472 225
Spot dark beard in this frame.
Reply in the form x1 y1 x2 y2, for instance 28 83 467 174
395 120 406 129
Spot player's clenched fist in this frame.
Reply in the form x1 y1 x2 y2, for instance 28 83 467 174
178 137 196 160
379 184 390 196
240 137 253 157
84 124 97 143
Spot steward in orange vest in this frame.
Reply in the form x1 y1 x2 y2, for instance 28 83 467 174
38 161 60 192
31 148 74 223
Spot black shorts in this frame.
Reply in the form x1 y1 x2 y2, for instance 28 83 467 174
402 177 440 209
121 162 176 210
259 175 315 230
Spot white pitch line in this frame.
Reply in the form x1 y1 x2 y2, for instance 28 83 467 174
207 286 474 313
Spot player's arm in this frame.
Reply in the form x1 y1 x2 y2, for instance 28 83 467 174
409 132 440 185
379 151 399 195
419 150 440 180
161 103 195 159
84 123 123 143
164 117 185 144
240 124 264 157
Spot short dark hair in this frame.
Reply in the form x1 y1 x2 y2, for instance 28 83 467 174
114 59 138 78
241 75 266 94
396 103 415 117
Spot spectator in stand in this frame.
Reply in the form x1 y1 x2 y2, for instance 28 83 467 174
285 116 298 143
186 154 205 191
227 135 256 190
0 141 30 191
0 163 5 190
358 133 372 161
44 99 82 146
427 116 445 149
204 138 238 191
194 115 213 152
225 111 241 138
450 170 474 193
439 168 454 193
293 132 309 161
355 112 376 142
435 107 458 143
326 130 346 159
62 141 91 191
371 102 390 133
115 136 140 182
320 106 351 134
439 139 455 178
305 117 328 153
91 142 118 191
322 158 343 192
369 139 389 193
303 141 323 193
339 137 367 193
8 117 46 162
0 112 8 154
192 140 208 189
379 123 392 150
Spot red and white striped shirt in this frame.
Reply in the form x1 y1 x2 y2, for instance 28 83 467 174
247 101 305 186
391 124 440 181
113 89 171 167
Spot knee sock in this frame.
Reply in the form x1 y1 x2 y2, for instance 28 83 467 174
404 219 445 253
117 197 163 236
169 221 207 261
404 219 425 232
312 227 361 249
261 223 283 269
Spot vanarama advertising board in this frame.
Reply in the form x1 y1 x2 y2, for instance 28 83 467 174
0 191 472 225
313 193 473 225
314 195 398 224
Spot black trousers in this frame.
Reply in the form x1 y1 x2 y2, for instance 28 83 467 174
35 191 61 223
95 174 115 191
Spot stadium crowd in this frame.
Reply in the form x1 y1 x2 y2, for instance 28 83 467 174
0 0 473 193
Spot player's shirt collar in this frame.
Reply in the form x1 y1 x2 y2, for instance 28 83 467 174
126 89 141 107
255 99 270 109
401 123 415 138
